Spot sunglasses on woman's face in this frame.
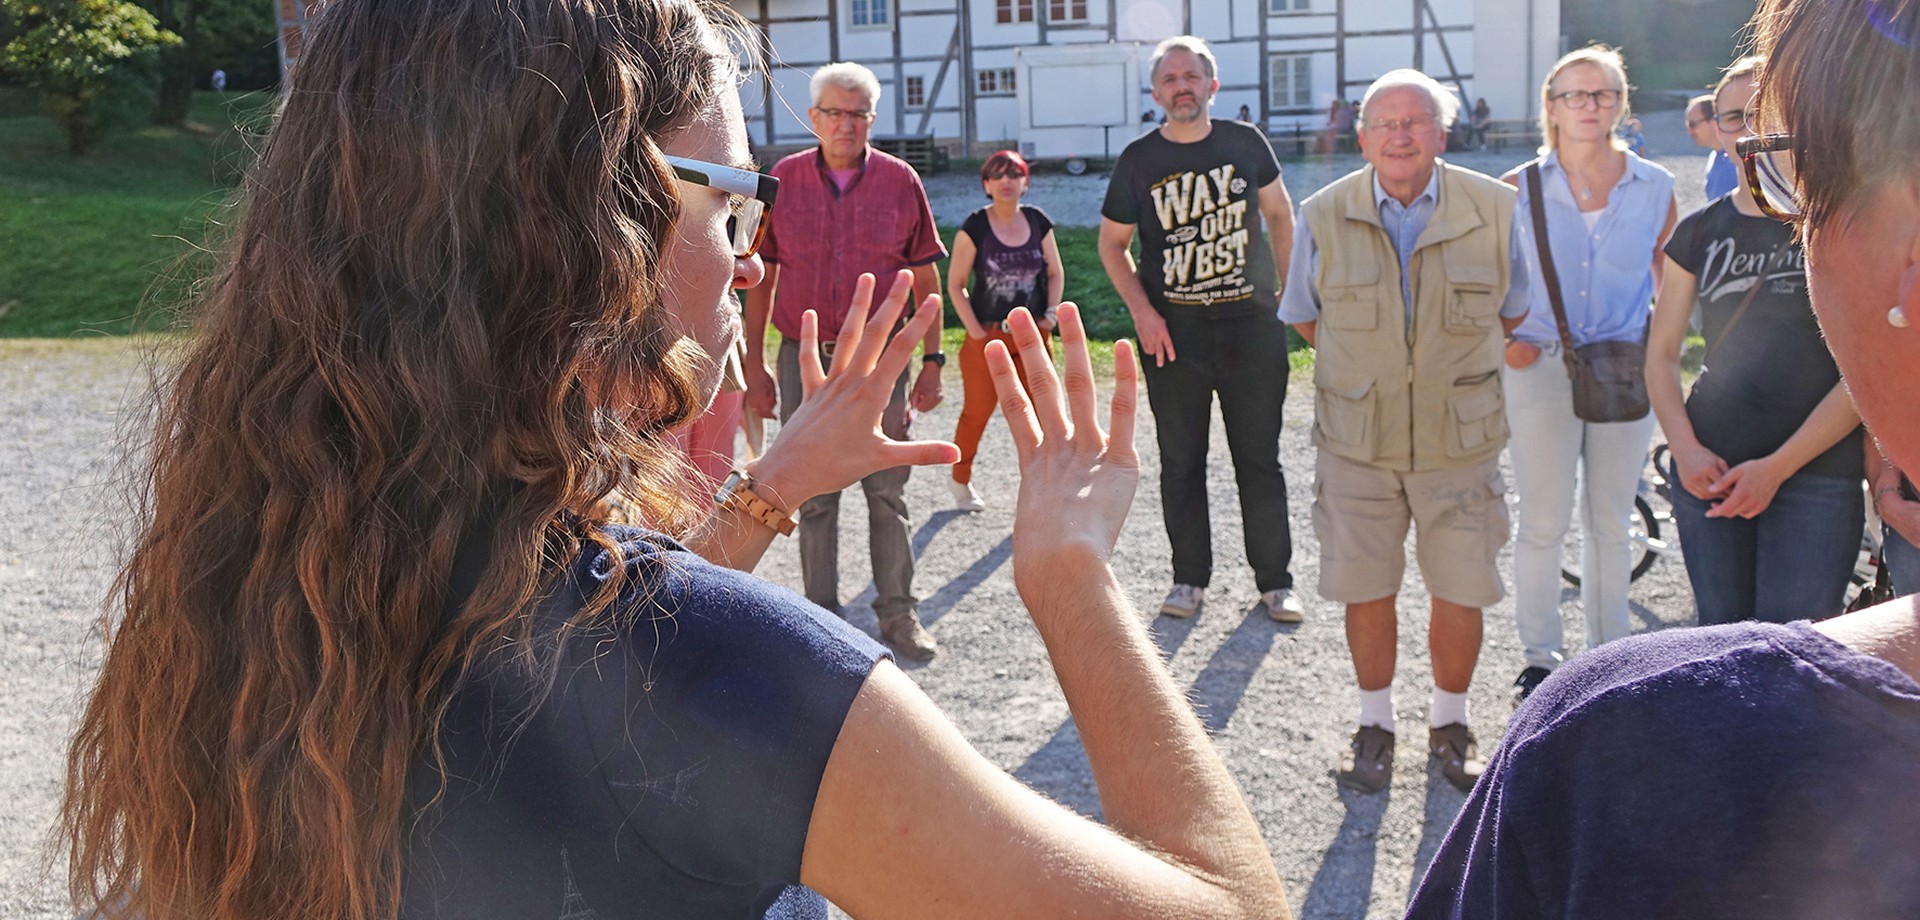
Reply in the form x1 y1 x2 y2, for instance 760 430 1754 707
1736 134 1801 223
664 156 780 258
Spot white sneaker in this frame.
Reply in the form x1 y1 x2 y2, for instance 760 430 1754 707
949 478 985 512
1159 584 1204 618
1257 588 1305 624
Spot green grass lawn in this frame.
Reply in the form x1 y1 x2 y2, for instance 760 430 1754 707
0 89 276 337
2 86 1307 368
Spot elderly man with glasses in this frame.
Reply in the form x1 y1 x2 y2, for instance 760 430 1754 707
742 61 948 661
1279 69 1530 796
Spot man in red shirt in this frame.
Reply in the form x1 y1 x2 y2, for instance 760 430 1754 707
743 62 947 661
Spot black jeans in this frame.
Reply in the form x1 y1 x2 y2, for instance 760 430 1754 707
1140 309 1294 591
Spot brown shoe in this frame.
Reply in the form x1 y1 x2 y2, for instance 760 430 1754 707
1428 723 1485 792
1336 725 1395 793
878 613 938 663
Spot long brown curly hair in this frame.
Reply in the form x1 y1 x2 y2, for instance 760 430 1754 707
60 0 745 917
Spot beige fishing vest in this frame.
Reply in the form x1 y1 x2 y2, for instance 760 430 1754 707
1301 162 1517 473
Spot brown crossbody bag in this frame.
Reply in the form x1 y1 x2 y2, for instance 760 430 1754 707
1524 163 1651 423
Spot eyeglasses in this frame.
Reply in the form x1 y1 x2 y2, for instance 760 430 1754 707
813 106 875 123
664 155 780 258
1736 133 1800 223
1714 108 1758 134
1549 88 1623 110
1362 114 1437 134
1685 115 1712 130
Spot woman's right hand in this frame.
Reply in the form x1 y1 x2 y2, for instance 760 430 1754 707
1505 339 1541 369
1672 441 1732 501
988 304 1140 583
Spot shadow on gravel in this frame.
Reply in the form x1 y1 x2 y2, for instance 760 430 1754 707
1189 611 1287 733
1012 719 1103 820
919 534 1012 627
1298 785 1391 920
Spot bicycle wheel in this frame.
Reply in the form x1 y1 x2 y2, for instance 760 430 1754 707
1561 495 1661 588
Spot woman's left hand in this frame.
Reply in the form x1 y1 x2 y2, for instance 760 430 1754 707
1704 455 1789 519
749 271 960 509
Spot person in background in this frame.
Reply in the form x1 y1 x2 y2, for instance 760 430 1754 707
211 68 227 93
1237 104 1253 123
1468 97 1492 149
1501 46 1676 704
1406 0 1920 913
56 2 1296 918
742 61 947 661
1620 115 1648 155
1867 450 1920 595
1098 35 1304 625
1281 69 1528 795
1688 92 1740 199
1647 55 1864 626
945 150 1062 512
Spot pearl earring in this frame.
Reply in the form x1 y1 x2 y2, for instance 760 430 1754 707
1892 306 1912 329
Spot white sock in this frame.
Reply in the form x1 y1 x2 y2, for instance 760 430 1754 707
1430 687 1470 729
1357 687 1395 730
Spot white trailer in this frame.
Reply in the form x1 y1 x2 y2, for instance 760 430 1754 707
1014 43 1140 175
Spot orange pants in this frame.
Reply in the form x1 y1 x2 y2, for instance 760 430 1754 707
951 327 1050 484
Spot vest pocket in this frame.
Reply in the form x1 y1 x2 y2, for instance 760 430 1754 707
1447 371 1507 456
1322 289 1380 330
1444 283 1500 332
1316 377 1376 452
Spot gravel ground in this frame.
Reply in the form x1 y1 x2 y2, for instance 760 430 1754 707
2 111 1713 920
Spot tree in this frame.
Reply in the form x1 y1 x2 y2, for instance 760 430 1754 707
141 0 274 126
0 0 179 153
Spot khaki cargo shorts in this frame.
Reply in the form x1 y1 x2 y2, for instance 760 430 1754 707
1311 450 1509 608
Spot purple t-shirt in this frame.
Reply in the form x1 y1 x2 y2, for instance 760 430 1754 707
959 204 1054 325
1407 621 1920 919
402 525 888 920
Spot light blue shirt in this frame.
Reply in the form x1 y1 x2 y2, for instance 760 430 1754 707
1510 149 1675 346
1704 149 1739 200
1277 169 1531 327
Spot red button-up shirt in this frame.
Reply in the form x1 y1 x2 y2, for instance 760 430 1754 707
759 147 947 340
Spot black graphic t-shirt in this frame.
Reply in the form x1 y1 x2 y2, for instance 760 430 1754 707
1664 195 1863 480
1101 119 1283 319
959 204 1054 325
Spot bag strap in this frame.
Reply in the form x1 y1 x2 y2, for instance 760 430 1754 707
1702 275 1767 367
1524 163 1580 358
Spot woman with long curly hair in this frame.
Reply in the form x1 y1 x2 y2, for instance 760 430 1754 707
59 0 1290 918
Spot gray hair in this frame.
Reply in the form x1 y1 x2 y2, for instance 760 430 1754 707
810 62 881 109
1359 69 1462 129
1148 35 1218 82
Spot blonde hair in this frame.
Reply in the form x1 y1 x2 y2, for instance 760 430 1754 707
1539 44 1632 153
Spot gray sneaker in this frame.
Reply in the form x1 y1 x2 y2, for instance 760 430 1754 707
1254 588 1305 624
879 613 938 663
1428 722 1486 792
1159 584 1204 618
1337 725 1396 794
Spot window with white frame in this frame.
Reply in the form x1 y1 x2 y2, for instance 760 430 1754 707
1268 54 1312 109
976 67 1017 96
1048 0 1088 21
996 0 1034 23
1268 0 1309 12
905 75 925 107
850 0 889 29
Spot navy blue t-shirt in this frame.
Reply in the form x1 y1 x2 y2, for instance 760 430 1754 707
400 526 887 919
1406 621 1920 919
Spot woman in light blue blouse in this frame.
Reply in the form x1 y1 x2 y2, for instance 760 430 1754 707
1500 46 1677 703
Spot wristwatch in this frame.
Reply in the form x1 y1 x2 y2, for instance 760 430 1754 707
922 352 946 367
715 470 795 536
